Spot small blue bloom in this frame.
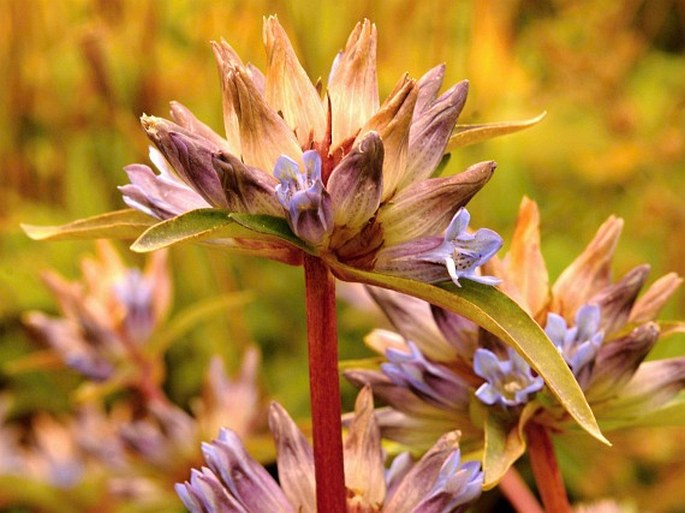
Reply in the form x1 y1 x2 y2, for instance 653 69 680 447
420 208 503 287
545 304 604 376
473 347 544 407
420 451 483 513
274 150 333 246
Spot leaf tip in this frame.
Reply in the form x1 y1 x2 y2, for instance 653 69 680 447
20 223 47 240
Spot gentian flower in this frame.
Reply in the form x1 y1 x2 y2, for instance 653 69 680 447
345 196 685 483
176 387 484 513
473 347 544 407
118 16 509 285
545 304 604 376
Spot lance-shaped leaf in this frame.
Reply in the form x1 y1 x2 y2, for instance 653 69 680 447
482 409 522 489
446 112 546 151
130 209 311 253
22 209 155 241
328 262 608 445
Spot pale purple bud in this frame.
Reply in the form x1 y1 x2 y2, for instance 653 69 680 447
382 341 470 410
141 116 228 208
545 304 604 377
406 80 469 183
327 131 384 233
274 150 333 246
119 163 210 220
112 269 155 344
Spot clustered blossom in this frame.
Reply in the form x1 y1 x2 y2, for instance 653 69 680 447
119 16 502 286
17 243 268 508
346 197 685 454
177 387 483 513
24 241 170 382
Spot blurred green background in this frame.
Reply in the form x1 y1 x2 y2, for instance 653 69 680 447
1 0 684 511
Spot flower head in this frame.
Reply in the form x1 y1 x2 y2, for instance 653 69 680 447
24 241 170 382
345 197 685 483
119 17 505 285
176 387 483 513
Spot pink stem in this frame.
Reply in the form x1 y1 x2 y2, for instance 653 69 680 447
526 422 572 513
303 254 346 513
500 467 545 513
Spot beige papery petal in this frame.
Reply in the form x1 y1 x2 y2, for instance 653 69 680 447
360 75 418 201
500 197 549 320
269 402 316 513
366 286 457 363
220 63 303 171
629 272 683 323
327 19 379 150
378 160 495 245
169 101 231 152
344 386 386 511
551 216 624 321
413 64 446 121
211 40 244 157
263 16 326 147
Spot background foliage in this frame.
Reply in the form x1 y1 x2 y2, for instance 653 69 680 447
1 0 684 511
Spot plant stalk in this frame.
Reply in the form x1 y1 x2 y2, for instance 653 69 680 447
526 422 572 513
499 467 545 513
303 254 346 513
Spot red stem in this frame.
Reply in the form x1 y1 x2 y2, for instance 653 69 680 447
526 422 572 513
499 467 545 513
303 254 346 513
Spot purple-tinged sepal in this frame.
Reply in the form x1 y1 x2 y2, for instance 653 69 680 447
211 152 282 216
415 451 483 513
383 430 483 512
585 322 659 401
327 131 384 237
200 428 294 512
140 115 228 209
379 161 496 245
120 163 210 220
406 80 469 184
175 467 249 513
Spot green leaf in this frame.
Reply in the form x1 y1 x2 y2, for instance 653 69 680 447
130 209 312 253
329 262 609 445
130 209 245 252
482 408 525 489
230 213 312 252
446 111 546 151
21 209 154 241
